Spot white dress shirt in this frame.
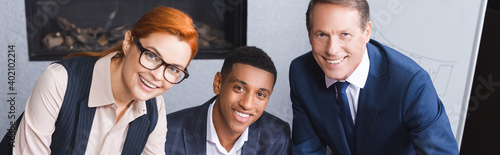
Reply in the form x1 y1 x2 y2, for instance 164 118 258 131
14 52 167 155
206 101 248 155
325 49 370 123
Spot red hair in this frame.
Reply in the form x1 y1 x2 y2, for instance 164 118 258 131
67 7 198 63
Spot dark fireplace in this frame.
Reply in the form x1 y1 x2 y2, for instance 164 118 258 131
25 0 247 61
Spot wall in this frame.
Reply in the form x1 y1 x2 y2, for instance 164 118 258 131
0 0 310 136
162 0 311 128
1 0 47 137
0 0 487 150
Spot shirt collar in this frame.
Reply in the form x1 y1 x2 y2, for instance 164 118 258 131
325 48 370 89
88 52 116 107
207 100 249 153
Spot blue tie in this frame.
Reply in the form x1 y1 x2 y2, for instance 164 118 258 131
334 82 355 153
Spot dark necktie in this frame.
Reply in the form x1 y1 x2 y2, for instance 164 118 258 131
334 82 355 153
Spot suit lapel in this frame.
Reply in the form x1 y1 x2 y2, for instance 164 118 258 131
182 97 214 155
355 41 389 154
182 129 205 154
314 77 351 154
241 124 261 155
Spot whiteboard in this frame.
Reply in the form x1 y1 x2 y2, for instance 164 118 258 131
367 0 487 146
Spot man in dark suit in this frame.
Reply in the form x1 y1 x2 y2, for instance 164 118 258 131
166 46 290 155
289 0 459 154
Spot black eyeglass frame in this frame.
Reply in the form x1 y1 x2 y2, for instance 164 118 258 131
134 37 189 84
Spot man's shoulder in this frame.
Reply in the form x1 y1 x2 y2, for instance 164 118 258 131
290 51 314 68
167 105 202 119
247 111 290 152
166 98 213 129
289 51 323 82
252 111 290 134
368 39 425 75
259 111 289 124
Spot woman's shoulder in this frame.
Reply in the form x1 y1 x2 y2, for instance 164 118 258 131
25 63 69 119
39 63 69 95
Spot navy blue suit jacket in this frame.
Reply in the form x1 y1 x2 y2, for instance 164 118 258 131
165 96 291 155
289 40 458 154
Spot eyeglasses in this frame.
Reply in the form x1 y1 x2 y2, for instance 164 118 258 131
134 37 189 84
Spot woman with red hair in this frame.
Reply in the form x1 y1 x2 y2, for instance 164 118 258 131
12 6 197 154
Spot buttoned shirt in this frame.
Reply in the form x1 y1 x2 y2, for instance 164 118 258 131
206 101 248 155
325 49 370 123
14 52 167 155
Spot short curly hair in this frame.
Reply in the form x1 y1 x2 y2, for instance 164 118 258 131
221 46 277 87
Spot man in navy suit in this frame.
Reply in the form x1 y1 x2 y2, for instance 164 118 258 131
289 0 459 154
166 46 290 154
